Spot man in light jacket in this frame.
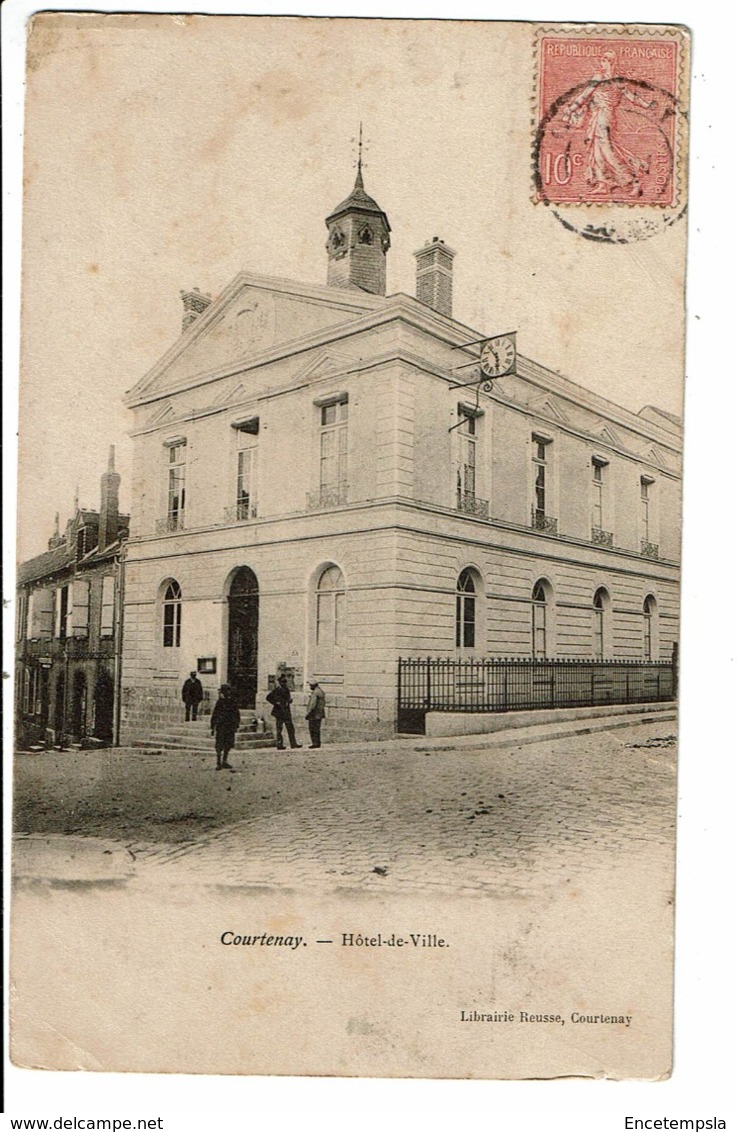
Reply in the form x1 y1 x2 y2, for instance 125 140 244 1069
305 679 326 749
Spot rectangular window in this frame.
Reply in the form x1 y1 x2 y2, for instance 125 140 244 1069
456 411 477 504
55 586 70 639
319 399 348 504
100 576 115 637
640 477 650 541
71 579 90 638
236 446 257 520
533 440 548 520
592 461 604 530
167 442 187 531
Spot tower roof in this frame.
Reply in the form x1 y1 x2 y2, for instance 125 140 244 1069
325 168 391 230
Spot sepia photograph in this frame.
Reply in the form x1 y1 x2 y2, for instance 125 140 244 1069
7 9 705 1092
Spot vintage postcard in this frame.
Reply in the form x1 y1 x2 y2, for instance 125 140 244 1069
11 16 689 1081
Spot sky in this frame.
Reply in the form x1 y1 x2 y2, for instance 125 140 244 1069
16 15 687 559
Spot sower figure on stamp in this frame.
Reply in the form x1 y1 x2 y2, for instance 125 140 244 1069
182 670 203 721
561 50 655 198
265 674 302 750
210 684 240 770
305 679 326 750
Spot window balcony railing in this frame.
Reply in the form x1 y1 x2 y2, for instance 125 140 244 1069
641 540 660 559
531 508 558 535
156 514 185 534
592 527 614 548
224 501 257 524
307 484 348 510
456 491 489 519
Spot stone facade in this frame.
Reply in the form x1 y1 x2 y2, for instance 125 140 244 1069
119 173 681 743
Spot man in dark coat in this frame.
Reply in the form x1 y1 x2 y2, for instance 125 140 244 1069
210 684 240 770
305 679 326 749
265 674 302 750
182 670 204 721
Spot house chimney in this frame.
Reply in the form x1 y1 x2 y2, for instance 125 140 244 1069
99 445 121 551
180 287 212 332
413 237 456 318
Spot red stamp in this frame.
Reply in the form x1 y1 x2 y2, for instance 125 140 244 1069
535 30 685 207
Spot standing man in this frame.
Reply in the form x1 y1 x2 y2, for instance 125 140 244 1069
182 670 204 721
265 674 302 750
210 684 240 770
305 679 326 749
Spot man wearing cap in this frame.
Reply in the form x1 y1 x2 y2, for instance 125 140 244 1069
265 674 302 750
305 679 326 749
210 684 240 770
181 670 204 721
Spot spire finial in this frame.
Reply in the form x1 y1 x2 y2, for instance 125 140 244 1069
355 122 364 189
108 444 115 473
73 484 79 513
54 512 60 537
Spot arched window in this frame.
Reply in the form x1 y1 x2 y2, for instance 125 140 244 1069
456 569 477 649
643 594 657 660
358 224 374 245
593 587 609 660
163 580 182 648
315 566 345 673
532 580 549 659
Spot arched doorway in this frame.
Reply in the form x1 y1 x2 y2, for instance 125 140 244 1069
228 567 259 708
71 670 87 739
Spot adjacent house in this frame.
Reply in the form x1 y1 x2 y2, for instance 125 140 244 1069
15 450 128 748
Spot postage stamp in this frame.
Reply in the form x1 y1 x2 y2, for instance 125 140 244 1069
534 26 688 211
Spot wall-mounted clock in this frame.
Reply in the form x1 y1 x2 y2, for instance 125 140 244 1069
479 334 516 379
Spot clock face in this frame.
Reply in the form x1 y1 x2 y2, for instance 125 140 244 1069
479 335 516 378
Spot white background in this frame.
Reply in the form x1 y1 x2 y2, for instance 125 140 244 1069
2 0 734 1128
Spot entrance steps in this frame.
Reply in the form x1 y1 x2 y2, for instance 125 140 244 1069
130 715 275 753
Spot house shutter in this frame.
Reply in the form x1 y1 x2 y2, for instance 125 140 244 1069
71 579 90 637
55 587 64 637
29 588 54 639
100 576 115 636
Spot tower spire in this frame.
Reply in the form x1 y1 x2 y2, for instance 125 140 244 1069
325 129 391 296
355 122 364 189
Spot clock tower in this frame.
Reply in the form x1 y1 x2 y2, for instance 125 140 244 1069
325 161 391 296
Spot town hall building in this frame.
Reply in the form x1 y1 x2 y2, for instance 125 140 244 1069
119 166 681 741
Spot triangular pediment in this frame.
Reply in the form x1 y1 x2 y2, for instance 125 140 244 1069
146 402 176 427
127 273 380 404
591 423 624 449
296 349 357 382
213 381 248 407
529 394 570 424
643 444 670 469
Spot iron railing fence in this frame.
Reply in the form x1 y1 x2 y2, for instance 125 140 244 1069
397 656 676 733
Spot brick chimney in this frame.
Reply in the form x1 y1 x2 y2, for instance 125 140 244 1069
99 445 121 551
180 287 212 332
413 237 456 318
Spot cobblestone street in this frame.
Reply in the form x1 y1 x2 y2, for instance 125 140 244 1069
14 716 676 896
